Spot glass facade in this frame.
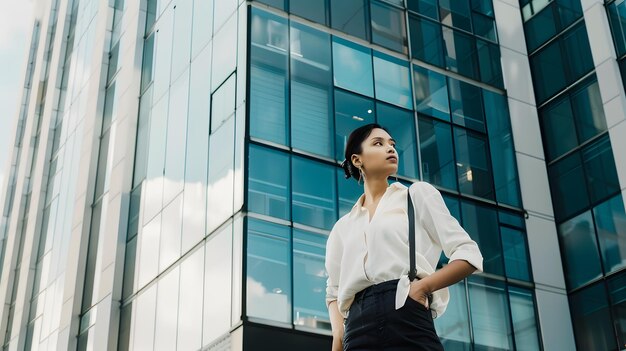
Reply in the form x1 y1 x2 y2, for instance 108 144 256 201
2 0 626 350
522 0 626 349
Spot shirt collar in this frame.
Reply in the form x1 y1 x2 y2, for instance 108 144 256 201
349 181 407 219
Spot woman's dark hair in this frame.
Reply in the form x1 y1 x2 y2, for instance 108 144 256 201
341 123 390 182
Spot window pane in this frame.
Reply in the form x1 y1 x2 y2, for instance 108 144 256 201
439 0 472 31
508 287 541 351
608 0 626 57
290 0 327 25
571 79 606 144
468 276 514 350
582 135 620 204
409 16 444 67
290 23 334 158
138 213 161 289
141 34 155 92
164 72 189 204
191 0 214 57
608 273 626 347
484 90 521 207
418 117 456 190
293 229 330 329
177 247 203 350
524 3 557 53
472 12 497 42
448 78 485 132
414 65 449 121
558 210 603 289
548 151 589 221
377 102 418 179
433 281 471 349
153 7 174 102
530 39 566 104
501 227 531 281
454 128 495 200
334 90 376 161
539 95 578 162
211 73 236 134
443 27 479 80
570 282 616 351
562 23 593 84
337 168 363 217
370 0 407 53
330 0 368 40
246 218 291 323
255 0 286 10
211 14 237 91
292 156 337 230
373 51 413 109
248 144 291 220
159 194 182 273
332 37 374 97
170 0 192 80
407 0 438 20
206 117 235 233
250 9 289 145
132 285 156 350
460 201 503 275
593 194 626 275
476 39 503 88
154 267 179 351
471 0 494 17
204 224 233 342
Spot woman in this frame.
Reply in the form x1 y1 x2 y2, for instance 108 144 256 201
325 123 484 351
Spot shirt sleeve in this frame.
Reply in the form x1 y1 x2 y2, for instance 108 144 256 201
325 220 342 308
416 182 484 274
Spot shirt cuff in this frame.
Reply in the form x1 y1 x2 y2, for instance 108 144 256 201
448 248 484 274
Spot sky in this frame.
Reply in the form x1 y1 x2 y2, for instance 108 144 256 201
0 0 35 194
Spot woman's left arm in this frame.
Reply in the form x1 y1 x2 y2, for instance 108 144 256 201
409 182 484 305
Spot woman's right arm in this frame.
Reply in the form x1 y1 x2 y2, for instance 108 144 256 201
328 300 344 351
325 221 343 350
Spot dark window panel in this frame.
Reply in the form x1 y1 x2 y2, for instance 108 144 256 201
454 127 495 201
370 0 408 54
570 282 616 350
334 89 376 162
548 151 589 221
593 194 626 275
248 144 291 220
418 116 457 191
290 0 328 25
409 15 445 67
376 102 418 179
330 0 369 40
413 65 450 121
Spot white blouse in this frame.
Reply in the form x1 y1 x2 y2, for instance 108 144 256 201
325 180 484 319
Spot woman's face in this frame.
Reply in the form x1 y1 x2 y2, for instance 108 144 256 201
352 128 398 178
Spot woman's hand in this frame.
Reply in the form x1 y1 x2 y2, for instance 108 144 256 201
332 330 344 351
408 279 432 309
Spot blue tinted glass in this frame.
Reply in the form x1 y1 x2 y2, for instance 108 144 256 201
370 1 408 53
247 218 292 323
593 194 626 274
293 229 330 329
548 151 589 221
413 65 449 121
248 144 291 220
471 0 493 16
539 95 578 161
290 0 327 25
448 78 485 132
330 0 369 40
292 156 337 230
409 16 444 67
468 276 513 350
418 116 457 191
373 51 413 109
607 0 626 57
454 128 495 200
558 211 603 289
484 90 521 207
255 0 286 10
608 273 626 346
439 0 472 32
290 23 334 158
508 287 541 351
433 281 471 349
562 24 594 83
377 103 418 179
570 282 616 350
332 37 374 97
443 27 479 80
250 9 289 145
530 39 567 104
476 39 503 88
582 135 620 204
407 0 438 20
334 90 376 161
337 168 363 217
498 210 525 229
472 12 497 42
571 79 607 144
460 200 502 275
501 227 531 281
524 3 558 52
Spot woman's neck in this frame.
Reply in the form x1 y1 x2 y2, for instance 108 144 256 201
362 177 389 206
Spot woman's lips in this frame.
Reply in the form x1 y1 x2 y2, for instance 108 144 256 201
387 156 398 162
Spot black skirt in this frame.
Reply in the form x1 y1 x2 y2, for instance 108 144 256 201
342 279 444 351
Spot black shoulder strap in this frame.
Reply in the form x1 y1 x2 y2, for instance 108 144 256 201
407 189 417 282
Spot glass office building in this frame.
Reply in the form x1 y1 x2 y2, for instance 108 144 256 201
0 0 625 350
